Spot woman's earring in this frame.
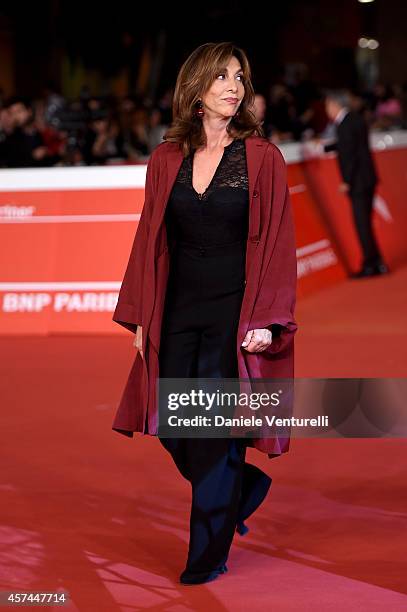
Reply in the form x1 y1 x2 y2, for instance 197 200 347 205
195 99 205 118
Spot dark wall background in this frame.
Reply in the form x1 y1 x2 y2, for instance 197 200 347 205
0 0 406 100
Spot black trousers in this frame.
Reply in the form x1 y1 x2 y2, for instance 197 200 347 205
349 186 383 268
158 243 272 576
159 436 247 573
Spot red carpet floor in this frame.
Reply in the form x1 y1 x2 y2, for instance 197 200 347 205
1 266 406 611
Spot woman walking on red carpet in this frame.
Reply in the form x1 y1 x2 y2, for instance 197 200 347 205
112 41 298 584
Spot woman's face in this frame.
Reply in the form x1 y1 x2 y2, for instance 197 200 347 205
201 55 245 119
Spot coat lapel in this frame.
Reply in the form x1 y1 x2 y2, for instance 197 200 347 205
151 143 184 239
165 143 184 201
244 136 267 241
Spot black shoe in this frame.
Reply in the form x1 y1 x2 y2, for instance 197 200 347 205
375 262 390 275
350 262 390 278
350 265 377 279
180 563 228 585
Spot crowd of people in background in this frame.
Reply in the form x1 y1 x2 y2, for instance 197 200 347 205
0 78 406 168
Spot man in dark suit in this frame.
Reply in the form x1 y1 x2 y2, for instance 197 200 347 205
323 90 389 278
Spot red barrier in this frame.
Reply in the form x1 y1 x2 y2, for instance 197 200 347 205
287 162 346 298
1 134 406 334
303 148 407 274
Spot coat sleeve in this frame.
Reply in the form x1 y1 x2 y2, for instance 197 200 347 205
112 149 160 333
249 146 298 354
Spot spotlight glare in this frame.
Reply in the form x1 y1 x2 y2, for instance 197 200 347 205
367 38 379 49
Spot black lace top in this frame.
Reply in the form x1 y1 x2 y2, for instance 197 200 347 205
165 138 249 248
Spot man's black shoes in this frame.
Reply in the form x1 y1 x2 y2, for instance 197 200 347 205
350 262 390 279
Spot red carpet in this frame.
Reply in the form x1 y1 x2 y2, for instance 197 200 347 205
1 266 406 610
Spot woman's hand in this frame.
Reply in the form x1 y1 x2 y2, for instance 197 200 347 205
241 328 272 352
133 325 143 358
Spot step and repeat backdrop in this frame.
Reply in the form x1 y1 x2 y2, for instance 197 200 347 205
1 132 406 335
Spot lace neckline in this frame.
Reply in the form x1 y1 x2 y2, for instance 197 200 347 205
191 139 239 198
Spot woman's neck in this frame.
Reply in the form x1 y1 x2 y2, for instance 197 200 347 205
201 116 234 152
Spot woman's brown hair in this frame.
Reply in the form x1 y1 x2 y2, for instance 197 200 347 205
164 42 264 157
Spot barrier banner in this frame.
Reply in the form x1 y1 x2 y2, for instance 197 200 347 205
1 136 406 335
303 149 407 274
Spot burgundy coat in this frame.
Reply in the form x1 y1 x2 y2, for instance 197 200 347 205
112 134 298 458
